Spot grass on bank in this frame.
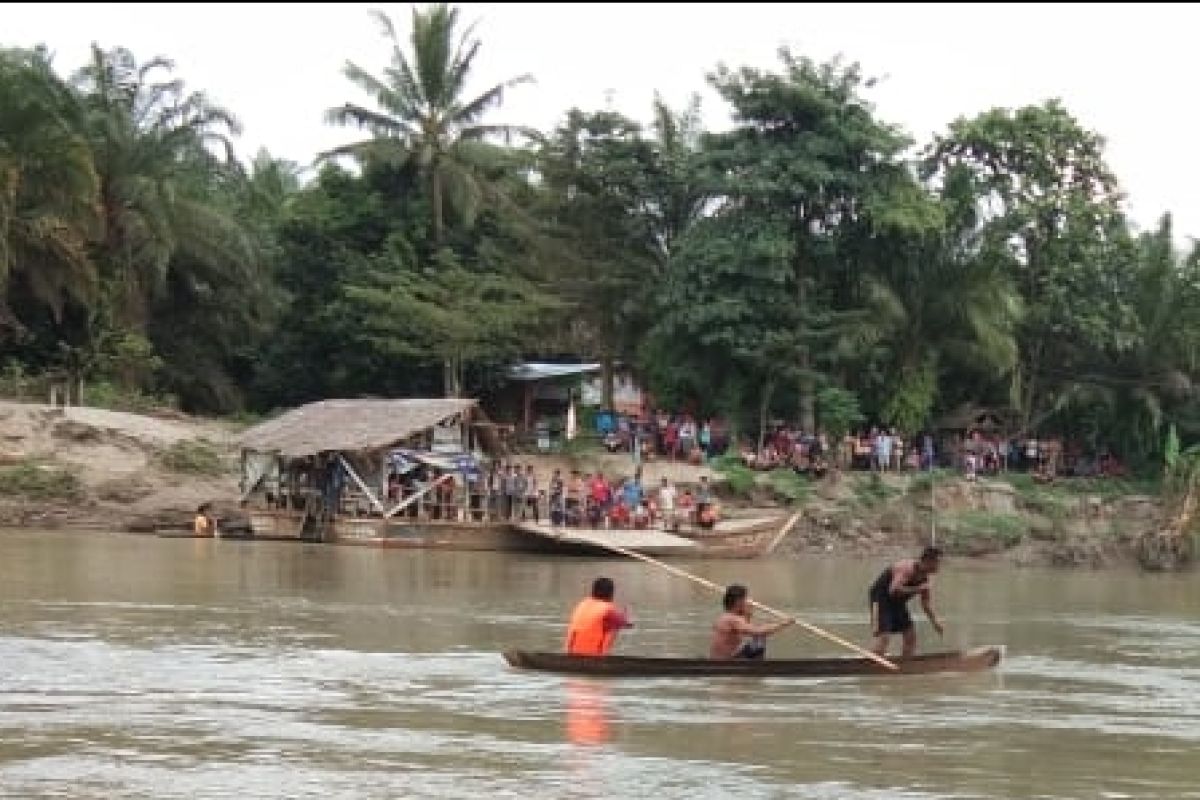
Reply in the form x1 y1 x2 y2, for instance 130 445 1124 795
0 459 83 501
852 472 900 508
936 510 1028 554
158 439 227 476
1001 471 1160 500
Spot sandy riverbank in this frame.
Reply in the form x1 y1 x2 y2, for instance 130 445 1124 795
0 400 1171 568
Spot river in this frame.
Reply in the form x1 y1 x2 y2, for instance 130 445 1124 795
0 530 1196 799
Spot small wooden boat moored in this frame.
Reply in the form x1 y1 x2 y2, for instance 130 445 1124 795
502 646 1003 678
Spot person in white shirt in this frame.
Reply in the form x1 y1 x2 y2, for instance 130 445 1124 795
658 477 677 531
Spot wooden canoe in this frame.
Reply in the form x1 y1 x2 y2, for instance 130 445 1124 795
502 645 1003 678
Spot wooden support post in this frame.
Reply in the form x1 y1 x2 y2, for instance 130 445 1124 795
384 473 453 519
337 454 386 515
523 383 533 435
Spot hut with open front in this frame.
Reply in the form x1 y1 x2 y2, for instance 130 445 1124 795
237 398 505 544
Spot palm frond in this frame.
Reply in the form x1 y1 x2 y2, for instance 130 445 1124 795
324 103 413 141
341 61 404 118
453 74 534 127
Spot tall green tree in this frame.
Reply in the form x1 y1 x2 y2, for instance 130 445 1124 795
850 171 1023 432
536 108 658 406
643 93 709 269
0 46 100 330
923 101 1126 433
324 4 535 395
73 46 252 334
1046 216 1200 464
646 210 802 447
703 51 911 431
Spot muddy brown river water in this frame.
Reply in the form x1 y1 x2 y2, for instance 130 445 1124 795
0 530 1197 799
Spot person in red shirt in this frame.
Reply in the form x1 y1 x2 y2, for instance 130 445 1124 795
565 577 633 655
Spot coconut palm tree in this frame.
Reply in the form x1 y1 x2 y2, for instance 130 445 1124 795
0 46 101 328
324 4 534 250
324 5 535 397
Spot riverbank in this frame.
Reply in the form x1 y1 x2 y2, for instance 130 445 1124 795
0 400 1171 568
0 401 239 531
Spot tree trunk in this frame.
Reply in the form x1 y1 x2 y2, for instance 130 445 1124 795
757 379 776 455
443 356 460 398
601 353 615 410
1019 343 1042 436
799 373 816 433
796 213 815 433
431 168 445 249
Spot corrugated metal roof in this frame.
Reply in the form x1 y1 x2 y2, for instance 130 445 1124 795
505 362 602 381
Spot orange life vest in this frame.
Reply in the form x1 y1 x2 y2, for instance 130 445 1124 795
565 597 618 656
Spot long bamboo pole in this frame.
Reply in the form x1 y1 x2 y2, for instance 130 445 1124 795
587 538 898 671
384 473 453 519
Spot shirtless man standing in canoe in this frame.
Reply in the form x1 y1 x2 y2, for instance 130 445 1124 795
710 584 795 660
868 546 945 657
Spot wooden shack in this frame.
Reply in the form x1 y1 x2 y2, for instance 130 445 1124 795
237 398 499 542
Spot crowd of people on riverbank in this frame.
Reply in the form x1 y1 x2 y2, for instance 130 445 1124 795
733 425 1130 483
600 411 729 465
386 463 720 531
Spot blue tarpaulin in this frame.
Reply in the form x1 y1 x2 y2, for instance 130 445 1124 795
388 449 481 480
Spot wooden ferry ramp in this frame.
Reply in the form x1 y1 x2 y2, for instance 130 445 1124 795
511 522 700 557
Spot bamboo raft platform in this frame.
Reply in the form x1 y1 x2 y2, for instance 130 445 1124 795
512 522 701 555
510 514 793 558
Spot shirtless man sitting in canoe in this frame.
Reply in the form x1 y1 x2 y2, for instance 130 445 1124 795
710 584 794 660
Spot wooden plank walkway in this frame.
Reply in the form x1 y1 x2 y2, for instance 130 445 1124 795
512 522 700 553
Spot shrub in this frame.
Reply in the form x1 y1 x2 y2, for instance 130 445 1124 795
712 456 756 498
0 361 38 401
84 380 177 414
0 460 83 500
159 439 226 476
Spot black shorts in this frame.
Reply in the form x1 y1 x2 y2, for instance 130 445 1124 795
870 595 913 634
735 638 766 660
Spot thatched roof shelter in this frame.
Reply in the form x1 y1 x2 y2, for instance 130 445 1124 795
238 398 478 458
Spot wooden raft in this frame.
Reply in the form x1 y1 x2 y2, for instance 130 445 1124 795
511 521 700 555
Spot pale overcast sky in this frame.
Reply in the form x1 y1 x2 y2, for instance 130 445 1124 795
7 3 1196 238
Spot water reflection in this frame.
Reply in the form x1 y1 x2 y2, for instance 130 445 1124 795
565 679 612 746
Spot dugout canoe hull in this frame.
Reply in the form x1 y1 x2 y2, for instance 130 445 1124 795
502 646 1003 677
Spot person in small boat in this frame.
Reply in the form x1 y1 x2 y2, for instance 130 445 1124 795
565 577 633 656
710 584 795 660
193 503 217 537
868 546 945 657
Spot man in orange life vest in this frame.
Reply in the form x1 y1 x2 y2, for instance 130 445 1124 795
565 577 634 656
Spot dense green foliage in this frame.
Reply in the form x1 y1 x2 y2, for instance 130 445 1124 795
1 5 1197 471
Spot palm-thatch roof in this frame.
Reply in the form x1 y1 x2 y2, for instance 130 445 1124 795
238 398 478 458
